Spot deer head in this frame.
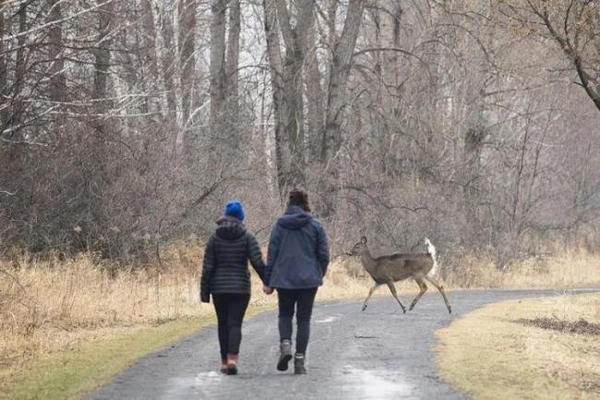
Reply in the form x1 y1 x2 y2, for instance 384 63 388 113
347 236 368 256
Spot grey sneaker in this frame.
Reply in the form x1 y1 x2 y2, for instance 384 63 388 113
277 340 292 371
294 353 306 375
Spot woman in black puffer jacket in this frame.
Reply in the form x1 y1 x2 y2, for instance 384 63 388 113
200 200 267 375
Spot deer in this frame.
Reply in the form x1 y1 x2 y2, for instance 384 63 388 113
347 236 452 314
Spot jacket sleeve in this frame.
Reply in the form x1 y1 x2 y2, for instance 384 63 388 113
315 222 330 277
265 225 280 286
247 233 267 284
200 236 216 303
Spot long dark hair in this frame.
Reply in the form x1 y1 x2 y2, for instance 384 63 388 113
288 189 311 212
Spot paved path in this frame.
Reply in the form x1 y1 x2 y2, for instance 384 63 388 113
90 288 595 400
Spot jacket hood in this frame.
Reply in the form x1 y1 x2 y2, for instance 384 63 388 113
215 216 246 240
277 205 313 230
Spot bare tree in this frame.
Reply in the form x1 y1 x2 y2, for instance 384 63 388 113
0 0 7 128
47 0 65 105
263 0 318 195
13 3 28 133
319 0 366 217
495 0 600 113
321 0 365 163
262 0 366 207
209 0 228 144
158 2 177 115
140 0 162 116
0 0 598 264
226 0 240 116
93 0 114 124
177 0 197 151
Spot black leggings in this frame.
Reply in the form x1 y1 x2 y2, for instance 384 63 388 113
277 288 318 355
212 293 250 362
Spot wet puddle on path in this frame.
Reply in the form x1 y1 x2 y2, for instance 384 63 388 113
315 316 340 324
341 366 413 399
160 372 222 399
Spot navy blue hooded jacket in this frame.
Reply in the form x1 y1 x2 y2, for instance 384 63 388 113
265 206 330 289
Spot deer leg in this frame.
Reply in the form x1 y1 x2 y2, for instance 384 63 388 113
386 281 406 314
362 283 381 311
424 275 452 314
409 278 428 311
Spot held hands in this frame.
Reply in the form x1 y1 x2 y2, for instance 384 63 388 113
263 285 274 295
200 292 210 303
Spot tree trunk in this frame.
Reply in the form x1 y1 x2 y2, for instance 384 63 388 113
46 0 66 143
319 0 366 217
264 0 289 196
13 4 27 131
263 0 291 197
210 0 241 162
463 121 485 232
321 0 365 163
263 0 317 197
47 0 65 104
280 44 305 191
141 0 161 115
0 0 7 129
573 56 600 113
178 0 197 135
159 6 177 115
225 0 240 116
276 0 309 192
93 1 114 118
326 0 338 61
304 4 323 163
387 3 403 89
209 0 227 146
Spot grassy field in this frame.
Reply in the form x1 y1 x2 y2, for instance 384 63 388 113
442 247 600 289
435 293 600 400
1 244 599 399
1 315 213 400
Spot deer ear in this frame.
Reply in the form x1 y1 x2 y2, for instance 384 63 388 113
361 236 367 244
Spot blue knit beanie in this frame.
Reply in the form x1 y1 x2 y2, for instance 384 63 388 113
224 200 245 221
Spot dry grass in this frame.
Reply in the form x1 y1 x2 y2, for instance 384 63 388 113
435 293 600 400
1 249 205 379
1 243 599 397
444 248 600 288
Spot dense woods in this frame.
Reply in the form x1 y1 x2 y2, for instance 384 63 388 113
1 0 599 263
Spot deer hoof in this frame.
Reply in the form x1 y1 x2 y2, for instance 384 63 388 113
448 306 452 314
361 304 367 311
401 307 407 314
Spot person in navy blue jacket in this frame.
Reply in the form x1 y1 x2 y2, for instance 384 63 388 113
264 189 330 374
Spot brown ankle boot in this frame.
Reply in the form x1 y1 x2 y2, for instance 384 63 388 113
226 353 238 375
219 355 228 374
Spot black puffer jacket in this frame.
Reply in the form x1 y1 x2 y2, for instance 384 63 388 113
200 217 267 302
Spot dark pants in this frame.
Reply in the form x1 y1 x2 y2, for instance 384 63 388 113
212 293 250 362
277 288 318 354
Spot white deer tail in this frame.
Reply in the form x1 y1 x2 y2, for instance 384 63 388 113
424 237 439 277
